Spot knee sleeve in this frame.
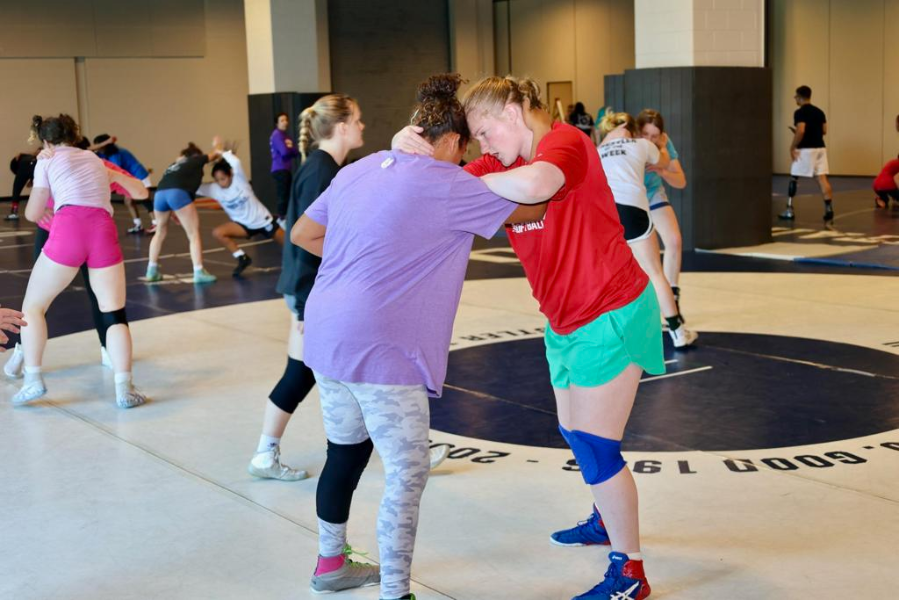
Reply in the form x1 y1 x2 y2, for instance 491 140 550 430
788 176 798 198
99 308 129 329
269 357 316 414
316 439 374 523
559 426 626 485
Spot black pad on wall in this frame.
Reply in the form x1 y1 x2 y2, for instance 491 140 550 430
247 92 329 213
605 67 773 250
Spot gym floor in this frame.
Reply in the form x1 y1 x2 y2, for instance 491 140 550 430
0 178 896 599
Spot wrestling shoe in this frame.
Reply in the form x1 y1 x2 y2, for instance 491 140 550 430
4 212 19 221
12 381 47 405
429 445 449 470
550 505 610 547
3 343 24 379
778 207 795 220
145 266 162 282
573 552 651 600
232 254 252 277
669 326 698 349
310 546 380 594
116 387 147 409
823 205 834 223
193 268 217 284
127 224 144 234
248 447 308 481
671 287 684 324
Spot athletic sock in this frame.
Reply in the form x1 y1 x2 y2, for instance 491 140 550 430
114 372 133 396
315 553 346 576
147 262 159 270
193 265 204 274
665 315 682 331
257 434 280 453
132 218 142 226
627 552 643 561
317 519 348 563
23 366 43 387
233 249 246 258
824 198 833 208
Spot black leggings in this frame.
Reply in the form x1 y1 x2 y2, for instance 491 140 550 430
272 170 292 218
7 227 109 349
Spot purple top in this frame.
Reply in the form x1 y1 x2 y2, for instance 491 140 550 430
270 128 299 172
303 150 516 396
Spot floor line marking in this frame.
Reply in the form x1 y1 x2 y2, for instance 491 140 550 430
702 344 898 380
38 399 459 600
640 366 713 382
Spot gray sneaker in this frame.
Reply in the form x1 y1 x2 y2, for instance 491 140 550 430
248 448 308 481
310 548 380 594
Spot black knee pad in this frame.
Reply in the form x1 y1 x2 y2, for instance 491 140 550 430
788 176 798 198
99 308 128 329
268 357 316 414
317 439 374 523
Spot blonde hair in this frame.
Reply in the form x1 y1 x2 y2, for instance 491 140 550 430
298 94 357 162
461 75 544 117
599 111 637 137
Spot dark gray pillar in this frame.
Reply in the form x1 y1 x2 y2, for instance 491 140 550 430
605 67 772 250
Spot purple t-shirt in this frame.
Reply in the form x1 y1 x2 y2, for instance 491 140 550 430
303 150 517 396
270 129 299 172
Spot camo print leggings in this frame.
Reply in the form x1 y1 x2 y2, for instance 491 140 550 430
314 372 431 600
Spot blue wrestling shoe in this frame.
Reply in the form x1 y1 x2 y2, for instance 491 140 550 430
573 552 651 600
550 505 610 547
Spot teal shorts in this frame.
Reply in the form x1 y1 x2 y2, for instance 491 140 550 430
544 283 665 388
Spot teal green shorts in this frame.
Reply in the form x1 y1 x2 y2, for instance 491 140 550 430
544 283 665 388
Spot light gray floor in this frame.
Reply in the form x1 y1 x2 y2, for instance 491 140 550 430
2 272 897 599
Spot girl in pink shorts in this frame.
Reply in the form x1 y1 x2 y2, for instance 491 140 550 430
13 114 150 409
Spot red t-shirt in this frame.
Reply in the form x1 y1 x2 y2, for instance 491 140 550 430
465 122 648 334
873 158 898 191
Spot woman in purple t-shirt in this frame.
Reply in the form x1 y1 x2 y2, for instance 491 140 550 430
291 74 544 600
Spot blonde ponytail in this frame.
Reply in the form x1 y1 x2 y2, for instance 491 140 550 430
297 94 356 163
599 111 637 137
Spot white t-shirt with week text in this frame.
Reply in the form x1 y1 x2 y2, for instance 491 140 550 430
597 137 660 211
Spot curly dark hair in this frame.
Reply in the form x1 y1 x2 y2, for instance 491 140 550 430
30 114 80 146
411 73 469 146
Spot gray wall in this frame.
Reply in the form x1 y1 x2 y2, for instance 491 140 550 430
328 0 451 158
0 0 249 194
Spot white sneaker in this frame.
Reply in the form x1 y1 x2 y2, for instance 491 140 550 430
116 387 147 409
248 447 308 481
100 347 114 369
3 343 24 378
12 381 47 405
669 326 698 348
429 445 450 470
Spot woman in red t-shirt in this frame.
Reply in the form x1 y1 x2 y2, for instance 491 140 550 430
395 76 664 600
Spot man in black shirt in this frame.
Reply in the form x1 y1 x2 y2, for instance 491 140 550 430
780 85 834 222
6 152 37 220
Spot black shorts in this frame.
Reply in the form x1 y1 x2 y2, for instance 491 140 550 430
615 204 654 243
239 220 280 239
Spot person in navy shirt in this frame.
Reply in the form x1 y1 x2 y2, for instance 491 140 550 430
93 134 155 233
270 112 300 222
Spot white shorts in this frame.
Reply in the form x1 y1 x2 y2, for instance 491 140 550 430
790 148 829 178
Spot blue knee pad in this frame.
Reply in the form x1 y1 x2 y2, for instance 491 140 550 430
559 426 626 485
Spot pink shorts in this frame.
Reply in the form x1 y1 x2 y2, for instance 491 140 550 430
42 205 123 269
